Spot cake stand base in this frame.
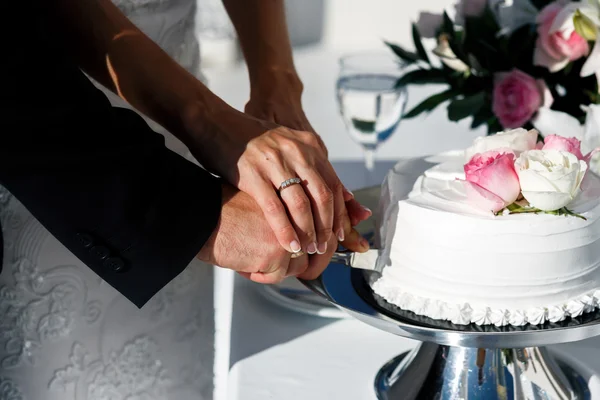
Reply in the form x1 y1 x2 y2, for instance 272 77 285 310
375 343 591 400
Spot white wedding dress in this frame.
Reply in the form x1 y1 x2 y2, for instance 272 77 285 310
0 1 232 399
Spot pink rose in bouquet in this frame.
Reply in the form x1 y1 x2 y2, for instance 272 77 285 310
534 1 590 72
493 70 546 129
542 134 585 159
463 150 522 213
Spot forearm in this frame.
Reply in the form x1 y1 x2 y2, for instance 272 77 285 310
51 0 229 145
222 0 303 98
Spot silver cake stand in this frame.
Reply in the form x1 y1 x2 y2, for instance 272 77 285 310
299 169 600 399
301 262 600 399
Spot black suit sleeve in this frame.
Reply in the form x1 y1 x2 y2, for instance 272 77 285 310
1 4 222 308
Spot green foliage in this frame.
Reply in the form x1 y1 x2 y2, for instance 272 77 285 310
447 92 486 122
403 89 458 119
384 41 420 64
412 23 430 64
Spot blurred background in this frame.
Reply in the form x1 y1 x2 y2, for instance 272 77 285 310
197 0 482 164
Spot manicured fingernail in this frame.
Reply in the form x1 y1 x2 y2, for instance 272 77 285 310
337 228 345 242
317 242 327 254
344 187 354 198
362 206 372 215
307 242 317 254
290 240 302 253
360 237 369 248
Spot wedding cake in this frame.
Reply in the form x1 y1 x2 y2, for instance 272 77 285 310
372 129 600 326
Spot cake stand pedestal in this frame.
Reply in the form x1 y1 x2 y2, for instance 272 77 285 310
302 263 600 399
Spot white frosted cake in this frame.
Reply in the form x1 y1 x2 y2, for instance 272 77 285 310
372 129 600 326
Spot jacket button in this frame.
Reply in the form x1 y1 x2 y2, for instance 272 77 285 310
90 245 110 260
104 257 126 272
76 233 94 248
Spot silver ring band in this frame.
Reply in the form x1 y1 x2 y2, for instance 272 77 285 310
279 177 302 192
290 250 306 259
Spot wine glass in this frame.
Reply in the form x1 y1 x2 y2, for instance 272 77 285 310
336 52 408 171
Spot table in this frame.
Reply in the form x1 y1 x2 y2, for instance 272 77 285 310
204 44 600 400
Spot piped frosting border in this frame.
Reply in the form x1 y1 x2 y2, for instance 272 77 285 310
371 279 600 326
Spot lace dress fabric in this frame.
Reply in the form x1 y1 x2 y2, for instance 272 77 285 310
0 1 218 398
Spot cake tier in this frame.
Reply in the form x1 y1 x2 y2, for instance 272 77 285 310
372 155 600 326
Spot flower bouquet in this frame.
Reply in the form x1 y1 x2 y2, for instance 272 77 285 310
389 0 599 145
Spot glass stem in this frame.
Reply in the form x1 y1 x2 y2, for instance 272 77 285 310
364 148 376 171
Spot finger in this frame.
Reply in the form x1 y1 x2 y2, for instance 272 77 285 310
277 176 318 255
297 235 337 281
346 198 372 226
340 227 370 253
251 179 302 254
238 272 252 280
342 186 354 202
319 163 351 243
297 167 334 255
248 256 291 284
286 253 309 277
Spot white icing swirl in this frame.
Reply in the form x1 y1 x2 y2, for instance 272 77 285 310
526 307 547 325
581 294 595 313
567 299 586 318
472 307 493 325
547 305 567 323
593 290 600 306
425 300 444 320
448 303 473 325
508 309 527 326
490 309 509 326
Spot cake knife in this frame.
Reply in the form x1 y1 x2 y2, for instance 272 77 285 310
331 249 383 272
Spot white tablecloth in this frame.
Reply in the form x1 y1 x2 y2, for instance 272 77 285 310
204 44 600 400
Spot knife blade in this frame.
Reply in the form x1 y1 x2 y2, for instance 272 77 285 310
331 249 382 272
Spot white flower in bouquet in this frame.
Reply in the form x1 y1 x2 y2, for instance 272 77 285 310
515 150 588 211
464 128 538 160
432 34 471 72
550 0 600 76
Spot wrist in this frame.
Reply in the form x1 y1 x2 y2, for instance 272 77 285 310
249 67 304 104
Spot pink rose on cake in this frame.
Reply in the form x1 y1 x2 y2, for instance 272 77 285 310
515 150 587 211
542 134 600 166
463 150 522 213
465 128 538 160
542 134 585 159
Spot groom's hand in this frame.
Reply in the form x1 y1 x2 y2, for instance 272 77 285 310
197 184 331 283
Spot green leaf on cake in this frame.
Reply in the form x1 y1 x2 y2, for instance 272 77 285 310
395 69 448 88
384 41 420 64
496 203 587 220
412 23 430 64
447 92 485 122
403 89 458 119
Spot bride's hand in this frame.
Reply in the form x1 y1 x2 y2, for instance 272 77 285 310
244 78 372 252
186 106 363 256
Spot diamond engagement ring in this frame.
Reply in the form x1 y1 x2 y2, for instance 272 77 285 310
279 177 302 192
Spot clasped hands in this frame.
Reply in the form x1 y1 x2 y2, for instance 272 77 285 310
195 84 372 283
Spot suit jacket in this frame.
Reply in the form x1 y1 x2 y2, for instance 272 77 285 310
0 1 222 308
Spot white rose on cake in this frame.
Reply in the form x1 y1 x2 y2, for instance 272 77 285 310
465 128 538 161
515 150 587 211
